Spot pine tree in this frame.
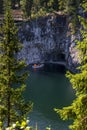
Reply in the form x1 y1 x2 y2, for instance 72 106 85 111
55 1 87 130
59 0 80 32
52 0 59 11
0 0 33 128
0 0 4 14
21 0 33 18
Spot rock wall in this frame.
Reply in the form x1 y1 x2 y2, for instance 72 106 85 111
17 14 79 72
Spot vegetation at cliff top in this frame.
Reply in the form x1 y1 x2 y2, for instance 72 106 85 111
0 0 83 29
55 0 87 129
0 0 33 128
0 0 87 130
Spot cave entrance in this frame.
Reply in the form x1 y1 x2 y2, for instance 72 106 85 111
56 53 65 61
45 52 66 63
51 53 65 62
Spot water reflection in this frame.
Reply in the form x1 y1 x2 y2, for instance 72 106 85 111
25 64 75 130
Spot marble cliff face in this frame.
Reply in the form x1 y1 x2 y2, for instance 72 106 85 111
17 14 80 72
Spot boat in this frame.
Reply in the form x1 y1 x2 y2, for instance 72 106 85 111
32 63 44 69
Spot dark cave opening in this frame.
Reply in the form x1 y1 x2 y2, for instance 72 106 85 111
45 52 65 62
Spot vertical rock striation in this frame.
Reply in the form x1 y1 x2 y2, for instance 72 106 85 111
17 14 80 72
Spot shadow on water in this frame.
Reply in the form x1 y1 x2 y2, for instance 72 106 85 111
25 64 75 130
44 63 66 73
29 63 66 74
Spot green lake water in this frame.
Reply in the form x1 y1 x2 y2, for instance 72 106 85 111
25 64 75 130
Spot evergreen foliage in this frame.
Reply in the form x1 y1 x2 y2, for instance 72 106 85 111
21 0 33 18
0 0 81 27
55 1 87 130
0 0 87 129
59 0 80 32
0 0 4 14
4 119 51 130
11 0 20 9
0 0 33 128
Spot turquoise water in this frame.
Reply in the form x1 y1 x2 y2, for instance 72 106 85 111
25 65 75 130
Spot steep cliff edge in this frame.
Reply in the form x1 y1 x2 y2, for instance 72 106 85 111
17 14 80 72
